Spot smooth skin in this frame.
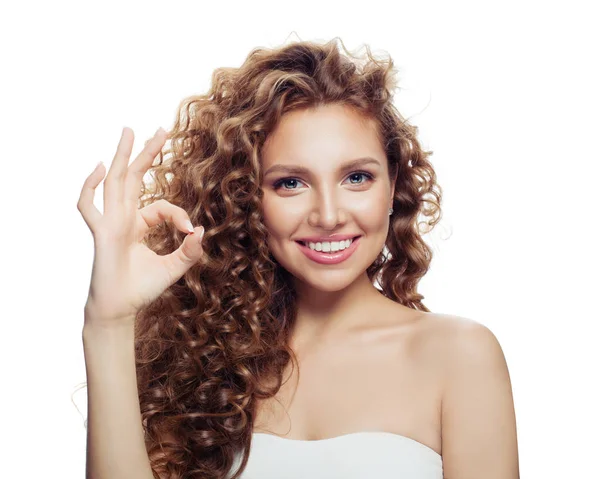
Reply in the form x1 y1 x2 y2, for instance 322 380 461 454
77 127 205 328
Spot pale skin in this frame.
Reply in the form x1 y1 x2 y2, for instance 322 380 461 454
78 107 519 478
255 104 520 478
78 127 207 329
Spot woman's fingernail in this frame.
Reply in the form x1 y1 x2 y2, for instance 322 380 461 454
186 221 194 233
198 226 205 241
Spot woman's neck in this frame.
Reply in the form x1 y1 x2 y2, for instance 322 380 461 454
289 273 387 352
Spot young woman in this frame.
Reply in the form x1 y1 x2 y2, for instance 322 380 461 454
78 38 519 479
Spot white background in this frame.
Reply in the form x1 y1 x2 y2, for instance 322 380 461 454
1 0 598 477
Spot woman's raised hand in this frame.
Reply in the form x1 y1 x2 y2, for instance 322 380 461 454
77 127 205 330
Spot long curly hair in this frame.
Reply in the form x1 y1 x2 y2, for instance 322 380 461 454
132 37 442 478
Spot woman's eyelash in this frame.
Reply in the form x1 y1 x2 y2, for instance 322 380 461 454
273 171 375 190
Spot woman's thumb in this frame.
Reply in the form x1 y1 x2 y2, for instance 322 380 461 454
164 226 205 280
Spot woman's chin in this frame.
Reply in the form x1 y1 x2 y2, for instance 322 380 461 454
292 270 359 293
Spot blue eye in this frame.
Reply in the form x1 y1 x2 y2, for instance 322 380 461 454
273 171 374 190
347 172 373 184
274 178 301 190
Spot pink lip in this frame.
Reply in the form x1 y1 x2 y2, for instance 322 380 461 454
296 236 361 265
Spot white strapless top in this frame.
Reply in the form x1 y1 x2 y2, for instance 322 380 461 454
228 431 443 478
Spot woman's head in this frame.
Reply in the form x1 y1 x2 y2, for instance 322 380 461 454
261 103 397 294
131 38 441 479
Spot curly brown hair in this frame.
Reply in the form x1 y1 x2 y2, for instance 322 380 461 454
130 37 442 478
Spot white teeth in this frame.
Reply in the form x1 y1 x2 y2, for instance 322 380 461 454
303 238 354 252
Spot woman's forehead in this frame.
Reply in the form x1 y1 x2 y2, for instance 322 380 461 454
261 106 382 167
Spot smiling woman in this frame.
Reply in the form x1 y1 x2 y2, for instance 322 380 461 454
79 36 519 479
259 103 396 294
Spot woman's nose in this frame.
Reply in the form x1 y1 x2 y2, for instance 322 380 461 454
307 194 346 230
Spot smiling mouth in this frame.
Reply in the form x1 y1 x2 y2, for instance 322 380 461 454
295 236 361 249
294 235 362 264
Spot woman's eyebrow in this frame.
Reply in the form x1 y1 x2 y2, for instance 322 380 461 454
263 157 381 177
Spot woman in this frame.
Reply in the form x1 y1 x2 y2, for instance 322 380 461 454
78 38 519 479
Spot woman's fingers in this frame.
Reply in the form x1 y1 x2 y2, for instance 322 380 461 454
137 199 197 238
160 225 205 281
77 126 174 237
104 128 134 215
77 161 107 232
138 199 205 282
124 127 167 206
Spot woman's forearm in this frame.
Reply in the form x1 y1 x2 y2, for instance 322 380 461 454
82 320 155 479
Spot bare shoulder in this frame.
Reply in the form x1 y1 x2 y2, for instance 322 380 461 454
420 313 520 478
397 311 475 362
412 311 486 341
410 312 504 368
418 312 513 387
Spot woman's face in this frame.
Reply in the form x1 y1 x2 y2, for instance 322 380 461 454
260 104 395 293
